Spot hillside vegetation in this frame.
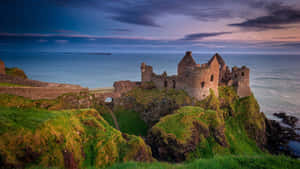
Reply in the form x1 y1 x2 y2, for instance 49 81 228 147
0 107 152 169
0 86 299 169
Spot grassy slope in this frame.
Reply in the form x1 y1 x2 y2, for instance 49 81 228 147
0 82 28 87
0 107 152 169
113 108 148 136
152 106 223 145
124 87 193 107
104 155 300 169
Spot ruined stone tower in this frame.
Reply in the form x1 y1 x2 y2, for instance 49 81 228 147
140 51 251 100
0 59 5 75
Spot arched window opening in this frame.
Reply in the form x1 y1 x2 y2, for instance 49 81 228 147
241 72 245 76
164 80 168 88
201 82 205 88
172 80 176 89
210 75 214 82
105 97 113 103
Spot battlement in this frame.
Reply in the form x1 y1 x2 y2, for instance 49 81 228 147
141 51 251 100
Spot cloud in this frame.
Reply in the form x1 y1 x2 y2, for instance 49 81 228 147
181 32 232 41
50 0 238 27
229 2 300 30
54 29 79 34
0 32 165 41
109 28 131 32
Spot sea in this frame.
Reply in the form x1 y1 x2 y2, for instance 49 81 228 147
1 51 300 155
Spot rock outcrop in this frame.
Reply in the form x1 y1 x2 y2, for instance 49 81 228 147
274 112 299 128
114 87 194 126
147 106 227 162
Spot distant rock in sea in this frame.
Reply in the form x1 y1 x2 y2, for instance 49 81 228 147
87 52 112 55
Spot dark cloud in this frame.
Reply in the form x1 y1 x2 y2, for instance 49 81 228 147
50 0 237 27
276 42 300 48
181 32 232 41
229 2 300 30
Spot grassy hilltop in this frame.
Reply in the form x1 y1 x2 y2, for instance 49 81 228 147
0 86 299 169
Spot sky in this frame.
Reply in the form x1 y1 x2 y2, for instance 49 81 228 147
1 0 300 53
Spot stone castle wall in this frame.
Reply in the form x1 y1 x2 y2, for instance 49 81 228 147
141 51 251 100
113 80 140 97
0 87 88 100
0 59 5 75
0 74 84 88
232 66 251 97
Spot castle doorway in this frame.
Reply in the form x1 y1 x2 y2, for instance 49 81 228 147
105 97 113 103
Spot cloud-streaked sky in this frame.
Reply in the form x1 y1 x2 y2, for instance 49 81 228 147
1 0 300 53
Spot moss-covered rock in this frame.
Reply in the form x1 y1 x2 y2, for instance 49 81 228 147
115 87 194 126
147 91 268 162
5 67 28 79
218 86 239 117
147 106 226 162
0 108 153 169
196 89 220 112
234 94 267 149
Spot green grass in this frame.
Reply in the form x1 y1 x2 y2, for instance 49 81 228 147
125 87 193 108
0 106 60 134
0 82 28 87
104 155 300 169
113 108 148 136
152 106 223 144
0 107 153 168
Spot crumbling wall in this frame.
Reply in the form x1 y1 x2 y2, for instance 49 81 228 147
0 59 5 75
141 62 153 82
232 66 251 97
113 80 140 97
0 74 83 88
139 51 251 101
177 51 196 76
0 87 88 100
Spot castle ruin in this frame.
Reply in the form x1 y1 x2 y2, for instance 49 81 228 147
0 59 5 75
141 51 251 100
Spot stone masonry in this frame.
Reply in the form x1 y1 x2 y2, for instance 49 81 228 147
141 51 251 100
0 59 5 75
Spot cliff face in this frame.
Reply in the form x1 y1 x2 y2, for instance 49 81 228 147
145 86 266 162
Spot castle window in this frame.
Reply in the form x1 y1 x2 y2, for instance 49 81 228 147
164 80 168 88
235 74 237 78
172 80 176 89
210 75 214 82
241 72 245 76
201 82 205 88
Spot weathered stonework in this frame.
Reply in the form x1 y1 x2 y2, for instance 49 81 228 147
0 59 5 75
141 51 251 100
